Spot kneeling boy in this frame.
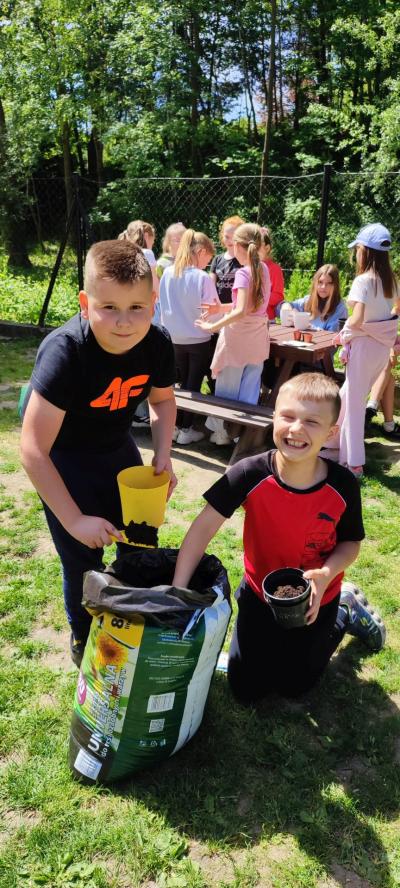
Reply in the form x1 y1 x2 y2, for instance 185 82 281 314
173 373 385 704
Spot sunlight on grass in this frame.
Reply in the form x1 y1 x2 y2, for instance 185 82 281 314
0 339 399 888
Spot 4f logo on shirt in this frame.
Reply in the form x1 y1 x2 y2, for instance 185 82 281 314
90 375 149 411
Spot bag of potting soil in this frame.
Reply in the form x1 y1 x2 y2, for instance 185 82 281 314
69 548 231 783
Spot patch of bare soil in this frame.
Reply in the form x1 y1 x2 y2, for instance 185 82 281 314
0 809 41 847
0 749 28 770
137 427 243 535
0 463 56 554
335 756 370 789
188 842 293 887
0 469 30 508
30 624 70 670
328 863 374 888
188 841 239 886
138 428 228 497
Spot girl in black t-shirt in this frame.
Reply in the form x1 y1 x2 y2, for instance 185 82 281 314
209 215 244 304
207 215 244 392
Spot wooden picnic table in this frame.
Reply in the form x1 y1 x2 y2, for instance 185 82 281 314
265 325 337 406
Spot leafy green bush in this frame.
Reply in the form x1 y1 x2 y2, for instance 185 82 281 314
0 246 78 326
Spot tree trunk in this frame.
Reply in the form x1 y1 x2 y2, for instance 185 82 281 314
277 6 284 120
206 13 220 116
74 126 86 178
0 96 32 268
258 0 277 220
189 12 203 174
238 16 259 143
62 121 73 220
92 127 104 185
87 131 97 180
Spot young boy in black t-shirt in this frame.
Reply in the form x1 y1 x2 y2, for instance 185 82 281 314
21 240 177 666
173 373 385 704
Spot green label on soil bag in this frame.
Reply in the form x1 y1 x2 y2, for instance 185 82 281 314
70 613 145 781
69 580 231 783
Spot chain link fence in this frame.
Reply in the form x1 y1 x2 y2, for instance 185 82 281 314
1 168 400 326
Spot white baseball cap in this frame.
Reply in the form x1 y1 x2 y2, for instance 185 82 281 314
348 223 392 251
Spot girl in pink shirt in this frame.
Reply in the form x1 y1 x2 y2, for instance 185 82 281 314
196 223 270 445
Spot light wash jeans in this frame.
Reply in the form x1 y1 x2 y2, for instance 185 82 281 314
206 363 263 433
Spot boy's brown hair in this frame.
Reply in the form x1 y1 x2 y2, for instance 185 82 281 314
84 240 153 291
276 373 341 423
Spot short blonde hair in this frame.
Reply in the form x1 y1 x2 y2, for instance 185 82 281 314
276 372 341 423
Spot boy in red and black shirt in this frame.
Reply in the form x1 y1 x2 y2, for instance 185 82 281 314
173 373 385 704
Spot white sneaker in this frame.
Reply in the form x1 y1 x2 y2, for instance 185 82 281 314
172 426 180 442
176 427 205 445
209 430 231 445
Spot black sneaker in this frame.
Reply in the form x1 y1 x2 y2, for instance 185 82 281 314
339 582 386 652
364 406 377 431
381 421 400 440
70 633 85 668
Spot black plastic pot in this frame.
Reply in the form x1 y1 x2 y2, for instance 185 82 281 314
262 568 311 629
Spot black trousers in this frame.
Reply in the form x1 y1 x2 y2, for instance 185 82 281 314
228 580 345 704
174 340 212 428
43 435 142 642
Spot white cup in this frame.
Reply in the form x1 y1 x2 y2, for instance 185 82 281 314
293 311 311 331
280 304 294 327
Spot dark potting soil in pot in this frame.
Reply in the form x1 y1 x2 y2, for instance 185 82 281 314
271 584 305 599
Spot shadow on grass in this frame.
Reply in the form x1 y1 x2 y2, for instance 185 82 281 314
113 639 399 887
365 439 400 496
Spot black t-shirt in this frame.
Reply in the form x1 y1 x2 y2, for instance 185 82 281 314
204 450 364 605
29 314 175 452
210 254 241 303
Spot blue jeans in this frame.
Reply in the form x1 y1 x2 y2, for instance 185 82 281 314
43 435 142 642
206 363 263 434
215 363 263 404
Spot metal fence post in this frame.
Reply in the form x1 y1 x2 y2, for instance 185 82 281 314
73 172 84 290
316 164 332 269
38 199 76 327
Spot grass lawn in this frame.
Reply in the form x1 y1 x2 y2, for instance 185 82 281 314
0 338 399 888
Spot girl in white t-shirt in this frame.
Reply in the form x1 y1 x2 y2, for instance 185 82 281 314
118 220 159 297
336 223 400 477
159 229 218 445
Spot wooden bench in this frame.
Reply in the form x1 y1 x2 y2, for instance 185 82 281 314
174 387 274 464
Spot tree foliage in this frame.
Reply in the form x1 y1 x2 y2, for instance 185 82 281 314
0 0 399 263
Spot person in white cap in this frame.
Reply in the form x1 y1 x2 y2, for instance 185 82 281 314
331 223 400 478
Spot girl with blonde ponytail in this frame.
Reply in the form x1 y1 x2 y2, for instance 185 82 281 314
158 228 218 445
196 223 271 445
